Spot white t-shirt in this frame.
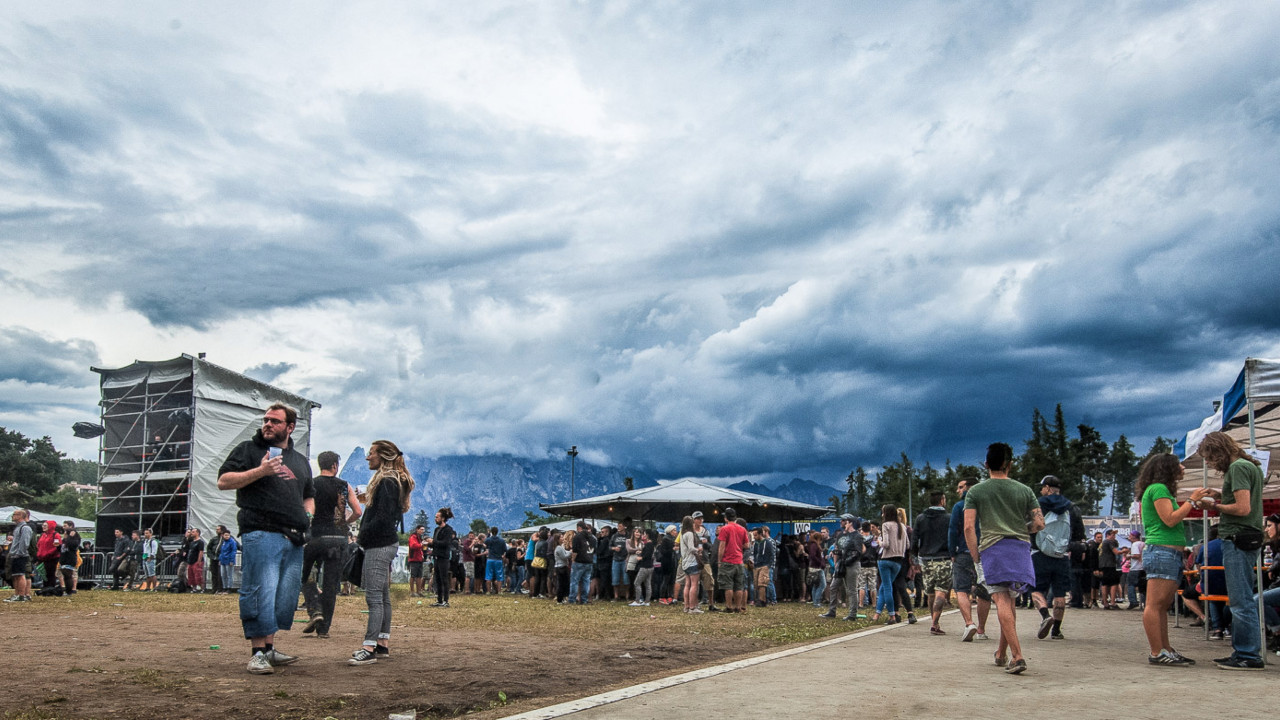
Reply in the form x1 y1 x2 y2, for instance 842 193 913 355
1128 540 1144 572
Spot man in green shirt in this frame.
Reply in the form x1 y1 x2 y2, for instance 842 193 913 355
1199 431 1265 670
964 442 1043 675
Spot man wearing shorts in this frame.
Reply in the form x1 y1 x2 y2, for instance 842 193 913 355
950 477 990 641
691 512 720 611
914 492 952 635
3 509 32 602
1097 529 1123 608
715 508 749 613
1030 475 1085 640
140 528 160 591
485 527 508 595
964 442 1043 675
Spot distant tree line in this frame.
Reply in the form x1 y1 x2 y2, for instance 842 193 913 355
0 427 99 521
833 405 1172 518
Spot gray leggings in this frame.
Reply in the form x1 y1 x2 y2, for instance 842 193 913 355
361 544 398 646
634 567 653 603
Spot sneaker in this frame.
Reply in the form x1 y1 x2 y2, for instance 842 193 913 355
708 606 722 613
688 608 704 614
975 633 989 641
1169 650 1195 665
639 602 649 606
1210 630 1225 640
818 611 837 619
930 626 946 636
247 652 274 675
315 632 330 639
1050 632 1066 640
906 613 918 624
1149 649 1193 667
962 624 978 642
1004 658 1027 675
431 602 447 608
349 648 377 666
629 601 644 607
1037 616 1054 640
1189 618 1205 627
1215 656 1264 671
374 645 390 659
2 596 20 603
842 615 857 621
302 617 323 634
264 649 298 667
993 652 1007 667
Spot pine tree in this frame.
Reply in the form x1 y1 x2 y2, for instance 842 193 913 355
1106 435 1139 514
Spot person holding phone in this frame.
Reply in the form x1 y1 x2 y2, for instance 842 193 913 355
217 404 315 675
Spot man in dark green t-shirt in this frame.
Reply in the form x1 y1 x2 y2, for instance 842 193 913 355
1199 431 1265 670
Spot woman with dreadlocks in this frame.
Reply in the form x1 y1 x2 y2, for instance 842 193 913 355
349 440 415 666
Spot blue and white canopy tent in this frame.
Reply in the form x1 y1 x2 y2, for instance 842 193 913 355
1175 357 1279 501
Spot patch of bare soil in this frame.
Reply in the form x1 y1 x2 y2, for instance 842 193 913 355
2 596 782 720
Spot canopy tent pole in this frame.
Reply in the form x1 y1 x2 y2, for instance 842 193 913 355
1248 399 1267 664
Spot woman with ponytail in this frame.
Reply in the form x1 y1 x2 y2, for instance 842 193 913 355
349 440 415 666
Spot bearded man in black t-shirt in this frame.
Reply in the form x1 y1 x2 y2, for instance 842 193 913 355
217 403 315 675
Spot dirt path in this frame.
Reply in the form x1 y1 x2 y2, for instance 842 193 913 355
3 595 782 719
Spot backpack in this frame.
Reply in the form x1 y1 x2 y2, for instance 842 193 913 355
1036 508 1072 558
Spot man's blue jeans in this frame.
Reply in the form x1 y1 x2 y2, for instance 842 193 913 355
570 562 592 603
766 566 777 604
238 530 304 639
1223 539 1262 661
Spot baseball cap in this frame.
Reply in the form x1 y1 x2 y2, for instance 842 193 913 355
692 511 703 519
1128 530 1141 539
1040 475 1062 488
665 525 677 533
839 513 856 522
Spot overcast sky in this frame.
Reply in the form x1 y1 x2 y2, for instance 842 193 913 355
3 2 1279 486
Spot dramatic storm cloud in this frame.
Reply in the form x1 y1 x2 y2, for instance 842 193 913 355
2 2 1279 484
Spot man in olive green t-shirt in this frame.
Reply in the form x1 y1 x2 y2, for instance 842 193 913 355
1199 431 1265 670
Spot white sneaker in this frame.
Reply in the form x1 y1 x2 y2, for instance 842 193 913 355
975 632 990 641
640 601 650 606
247 652 274 675
629 601 643 606
962 624 978 642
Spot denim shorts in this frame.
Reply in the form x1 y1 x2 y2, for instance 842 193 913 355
1143 544 1184 582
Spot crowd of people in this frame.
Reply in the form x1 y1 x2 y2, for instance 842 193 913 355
2 416 1273 676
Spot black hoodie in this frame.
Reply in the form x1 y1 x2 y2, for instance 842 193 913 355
913 506 952 560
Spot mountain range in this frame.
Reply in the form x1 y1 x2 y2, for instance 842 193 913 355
338 450 842 530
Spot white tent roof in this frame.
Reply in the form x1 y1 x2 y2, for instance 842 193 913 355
0 506 94 531
1175 357 1280 499
540 478 831 523
503 518 615 537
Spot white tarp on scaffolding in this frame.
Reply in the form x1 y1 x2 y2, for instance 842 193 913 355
93 355 319 536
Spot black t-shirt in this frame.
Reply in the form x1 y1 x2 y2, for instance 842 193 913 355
311 474 351 537
186 538 205 564
1098 538 1119 569
572 531 595 563
218 433 314 536
60 530 81 565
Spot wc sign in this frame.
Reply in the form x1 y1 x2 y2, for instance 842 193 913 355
793 523 810 533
